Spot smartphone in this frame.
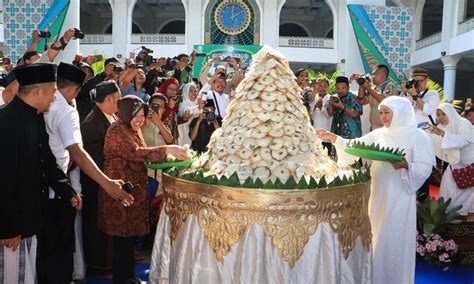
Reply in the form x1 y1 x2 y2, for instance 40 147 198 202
150 103 160 113
467 98 472 105
417 122 430 129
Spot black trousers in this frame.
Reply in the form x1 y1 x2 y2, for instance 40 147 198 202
37 199 76 284
113 236 136 284
82 178 113 276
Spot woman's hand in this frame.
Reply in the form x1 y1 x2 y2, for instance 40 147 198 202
165 145 193 161
428 125 445 137
182 110 192 121
389 157 408 170
315 128 337 143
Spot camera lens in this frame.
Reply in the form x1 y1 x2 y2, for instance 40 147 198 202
356 77 366 85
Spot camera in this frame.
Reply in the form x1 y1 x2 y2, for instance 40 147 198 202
204 109 216 122
113 65 124 73
162 57 179 71
143 55 153 66
150 102 160 113
122 182 135 193
39 31 51 38
73 28 84 39
170 95 183 103
141 46 153 54
130 63 144 69
356 76 370 85
301 88 312 105
405 79 419 89
330 95 340 103
0 72 8 88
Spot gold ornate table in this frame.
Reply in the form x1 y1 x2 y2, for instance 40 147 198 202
149 174 373 283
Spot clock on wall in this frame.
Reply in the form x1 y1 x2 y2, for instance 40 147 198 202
214 0 252 36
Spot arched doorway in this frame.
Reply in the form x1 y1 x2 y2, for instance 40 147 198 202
421 0 443 38
132 0 185 34
279 0 334 39
80 0 112 33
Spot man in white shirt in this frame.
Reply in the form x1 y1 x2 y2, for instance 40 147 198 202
401 68 439 125
40 63 133 284
205 74 230 120
308 78 332 154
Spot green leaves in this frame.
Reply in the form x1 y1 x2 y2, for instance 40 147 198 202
417 197 463 235
173 166 371 190
348 141 405 157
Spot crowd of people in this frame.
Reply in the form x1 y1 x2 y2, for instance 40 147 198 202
0 28 473 284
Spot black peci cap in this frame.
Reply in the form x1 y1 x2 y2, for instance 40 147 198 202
13 63 57 86
335 76 349 85
58 62 86 86
90 80 120 101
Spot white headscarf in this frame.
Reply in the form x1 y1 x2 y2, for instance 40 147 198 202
378 96 418 138
178 82 198 116
437 103 474 143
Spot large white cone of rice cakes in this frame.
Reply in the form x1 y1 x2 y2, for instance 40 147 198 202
191 45 350 184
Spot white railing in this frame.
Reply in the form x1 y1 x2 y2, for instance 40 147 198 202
80 34 112 44
415 32 441 50
278 37 334 49
458 18 474 35
131 34 185 44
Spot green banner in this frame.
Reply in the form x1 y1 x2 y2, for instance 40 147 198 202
193 44 261 79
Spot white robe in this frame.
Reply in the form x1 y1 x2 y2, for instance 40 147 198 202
431 131 474 215
335 128 434 284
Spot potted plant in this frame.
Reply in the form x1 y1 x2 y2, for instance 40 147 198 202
416 197 462 270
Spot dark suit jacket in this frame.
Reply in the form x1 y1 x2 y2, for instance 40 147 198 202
80 106 112 194
0 96 75 239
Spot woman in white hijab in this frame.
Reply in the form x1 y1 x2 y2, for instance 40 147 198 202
317 96 435 284
428 103 474 216
178 82 201 146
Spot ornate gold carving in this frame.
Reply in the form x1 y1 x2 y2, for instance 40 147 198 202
163 174 372 268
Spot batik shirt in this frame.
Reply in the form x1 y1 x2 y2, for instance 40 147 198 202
331 92 363 139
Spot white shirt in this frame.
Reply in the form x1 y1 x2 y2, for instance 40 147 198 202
206 89 230 119
406 89 439 124
309 94 331 131
44 91 83 198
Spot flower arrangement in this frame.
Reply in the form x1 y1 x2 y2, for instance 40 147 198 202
416 231 458 270
416 197 462 270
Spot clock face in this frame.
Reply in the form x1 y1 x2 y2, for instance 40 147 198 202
215 1 251 36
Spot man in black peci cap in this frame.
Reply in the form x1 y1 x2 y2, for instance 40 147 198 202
76 57 122 122
40 64 133 283
80 80 122 278
0 63 82 283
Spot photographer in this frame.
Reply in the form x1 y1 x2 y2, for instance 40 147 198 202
119 63 150 102
172 51 197 86
1 28 80 104
199 56 241 95
354 64 397 130
204 73 230 119
76 57 122 121
189 100 222 154
143 94 173 146
158 77 188 143
401 68 439 125
294 69 309 89
327 76 363 139
144 57 168 95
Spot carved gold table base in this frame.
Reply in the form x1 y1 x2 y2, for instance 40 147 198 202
163 174 372 268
